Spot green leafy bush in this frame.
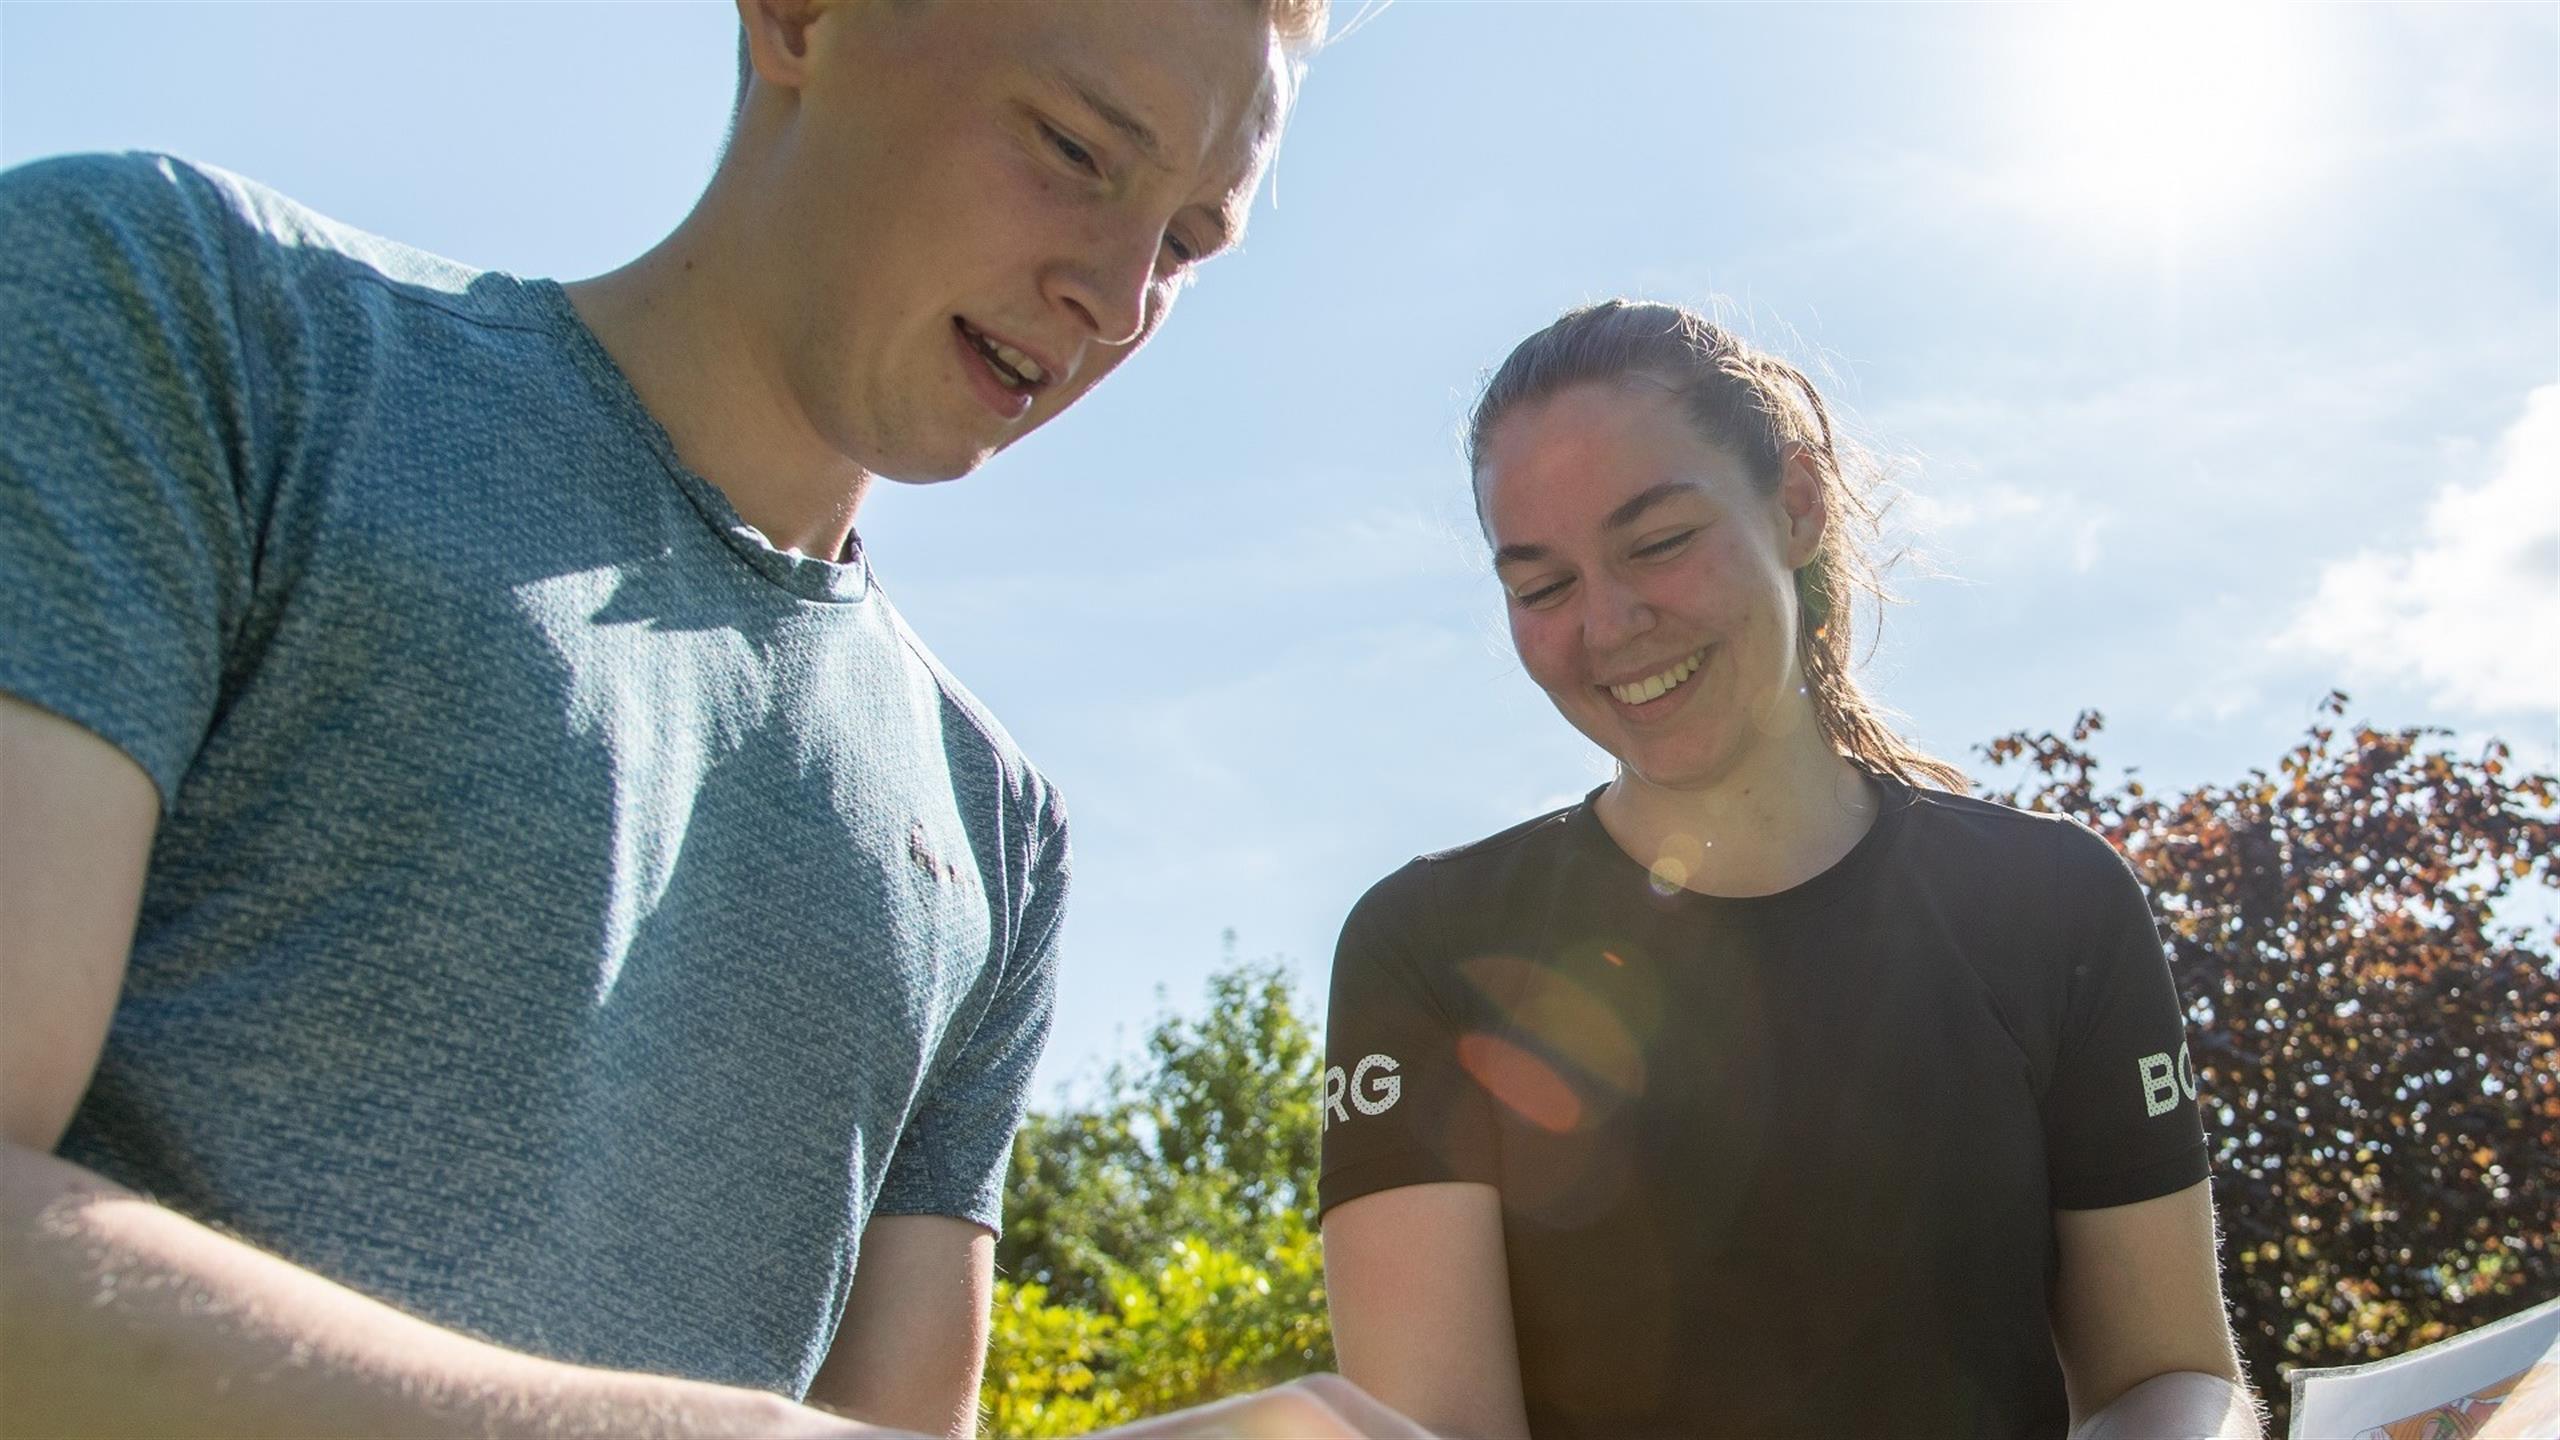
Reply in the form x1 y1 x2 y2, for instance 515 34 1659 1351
985 958 1334 1435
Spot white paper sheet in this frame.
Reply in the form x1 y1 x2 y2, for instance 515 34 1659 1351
2287 1295 2560 1440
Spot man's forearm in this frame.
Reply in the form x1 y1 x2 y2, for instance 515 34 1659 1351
0 1143 864 1439
2071 1371 2263 1440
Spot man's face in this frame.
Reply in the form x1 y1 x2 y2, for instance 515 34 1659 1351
744 0 1289 482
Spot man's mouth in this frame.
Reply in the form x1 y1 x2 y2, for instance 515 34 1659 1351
1604 648 1706 706
955 318 1050 391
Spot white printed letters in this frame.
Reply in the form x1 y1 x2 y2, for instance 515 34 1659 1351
2137 1041 2198 1118
1322 1053 1402 1129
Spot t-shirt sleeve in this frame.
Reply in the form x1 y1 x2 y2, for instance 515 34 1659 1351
874 795 1067 1234
1317 861 1503 1219
0 153 262 808
2041 828 2212 1210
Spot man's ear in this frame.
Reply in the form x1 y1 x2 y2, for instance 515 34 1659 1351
735 0 825 95
1778 442 1828 570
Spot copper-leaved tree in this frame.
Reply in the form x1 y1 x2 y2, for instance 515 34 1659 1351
1979 696 2559 1434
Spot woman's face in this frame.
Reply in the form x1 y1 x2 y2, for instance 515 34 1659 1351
1476 380 1825 795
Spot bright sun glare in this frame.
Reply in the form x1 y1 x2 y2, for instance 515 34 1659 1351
2011 5 2318 251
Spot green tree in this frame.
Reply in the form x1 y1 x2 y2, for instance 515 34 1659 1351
985 953 1333 1435
1980 696 2558 1435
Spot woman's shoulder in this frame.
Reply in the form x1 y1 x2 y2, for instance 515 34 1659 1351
1887 784 2136 884
1341 795 1592 948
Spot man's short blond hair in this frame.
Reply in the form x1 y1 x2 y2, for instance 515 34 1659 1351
733 0 1333 118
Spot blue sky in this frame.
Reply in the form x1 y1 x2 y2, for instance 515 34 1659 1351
6 2 2553 1099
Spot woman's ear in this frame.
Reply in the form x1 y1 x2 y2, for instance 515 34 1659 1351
1778 442 1828 570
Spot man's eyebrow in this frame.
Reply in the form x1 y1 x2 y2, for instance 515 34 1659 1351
1196 204 1242 257
1051 65 1262 260
1060 69 1166 170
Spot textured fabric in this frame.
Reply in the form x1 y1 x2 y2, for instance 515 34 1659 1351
1319 778 2210 1440
0 152 1067 1398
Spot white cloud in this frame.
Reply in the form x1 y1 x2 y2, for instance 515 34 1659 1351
2279 385 2560 716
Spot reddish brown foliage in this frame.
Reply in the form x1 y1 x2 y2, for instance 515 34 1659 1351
1978 694 2560 1433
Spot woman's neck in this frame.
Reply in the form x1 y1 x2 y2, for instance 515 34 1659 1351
1593 721 1880 899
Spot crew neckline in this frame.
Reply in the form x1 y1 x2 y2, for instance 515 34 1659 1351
526 277 875 605
1566 770 1918 923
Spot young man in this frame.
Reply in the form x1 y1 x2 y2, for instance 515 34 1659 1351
0 3 1418 1436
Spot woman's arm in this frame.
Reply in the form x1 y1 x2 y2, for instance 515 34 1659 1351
2051 1180 2263 1440
1324 1181 1530 1440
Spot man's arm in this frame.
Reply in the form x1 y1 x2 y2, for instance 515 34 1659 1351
0 694 863 1439
807 1215 993 1437
2051 1180 2264 1440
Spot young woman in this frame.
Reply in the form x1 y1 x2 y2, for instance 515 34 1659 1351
1317 302 2258 1440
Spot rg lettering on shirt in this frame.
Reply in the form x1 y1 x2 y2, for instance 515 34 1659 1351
2138 1042 2199 1118
1322 1053 1403 1129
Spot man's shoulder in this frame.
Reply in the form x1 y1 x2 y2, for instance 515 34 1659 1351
1 150 225 234
2 151 530 336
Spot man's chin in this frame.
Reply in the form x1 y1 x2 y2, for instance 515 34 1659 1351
870 423 1042 486
878 466 976 488
873 443 998 487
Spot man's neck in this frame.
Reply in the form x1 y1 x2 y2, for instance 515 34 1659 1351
562 213 872 562
1593 709 1879 900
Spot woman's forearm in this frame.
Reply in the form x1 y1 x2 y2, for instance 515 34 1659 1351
0 1142 866 1439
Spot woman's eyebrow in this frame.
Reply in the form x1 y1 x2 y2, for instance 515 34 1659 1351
1602 480 1705 531
1493 481 1705 567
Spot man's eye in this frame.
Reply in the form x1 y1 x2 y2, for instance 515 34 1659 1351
1634 529 1698 559
1161 232 1199 267
1039 121 1100 176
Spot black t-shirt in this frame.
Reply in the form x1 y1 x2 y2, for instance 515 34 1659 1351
1318 779 2210 1440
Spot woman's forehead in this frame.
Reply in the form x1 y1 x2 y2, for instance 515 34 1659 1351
1478 384 1745 531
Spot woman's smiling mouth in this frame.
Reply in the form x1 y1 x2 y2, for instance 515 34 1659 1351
1603 648 1707 706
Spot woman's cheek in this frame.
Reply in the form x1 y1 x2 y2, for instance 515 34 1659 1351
1510 612 1574 693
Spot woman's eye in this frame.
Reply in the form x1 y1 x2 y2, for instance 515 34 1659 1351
1513 578 1572 609
1039 121 1100 176
1634 529 1698 560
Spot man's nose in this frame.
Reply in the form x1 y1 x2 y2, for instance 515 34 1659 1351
1047 224 1160 348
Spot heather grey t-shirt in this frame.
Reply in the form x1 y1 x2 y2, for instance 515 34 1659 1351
0 153 1066 1397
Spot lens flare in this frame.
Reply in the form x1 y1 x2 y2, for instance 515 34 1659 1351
1456 1032 1584 1134
1459 953 1647 1101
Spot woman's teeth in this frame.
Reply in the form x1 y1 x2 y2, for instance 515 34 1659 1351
1608 650 1704 705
